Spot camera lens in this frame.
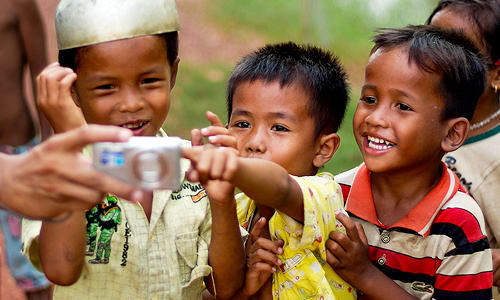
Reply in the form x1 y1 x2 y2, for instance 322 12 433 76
133 151 167 183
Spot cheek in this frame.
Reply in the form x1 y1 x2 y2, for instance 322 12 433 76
80 98 116 123
149 91 170 114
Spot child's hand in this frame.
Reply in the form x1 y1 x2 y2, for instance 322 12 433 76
243 217 283 296
191 111 237 149
37 62 86 133
182 145 239 185
325 212 373 289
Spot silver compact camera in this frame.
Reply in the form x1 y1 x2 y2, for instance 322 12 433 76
92 137 182 190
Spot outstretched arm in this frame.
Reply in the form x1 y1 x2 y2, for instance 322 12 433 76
0 125 142 220
183 147 304 221
191 118 246 299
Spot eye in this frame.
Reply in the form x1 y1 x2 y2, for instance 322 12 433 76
360 96 377 104
95 84 115 90
396 102 413 111
271 124 289 132
141 78 162 85
233 121 250 128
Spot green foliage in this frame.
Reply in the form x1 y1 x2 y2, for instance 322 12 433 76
165 0 440 174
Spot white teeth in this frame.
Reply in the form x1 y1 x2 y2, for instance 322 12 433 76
121 121 146 129
368 141 393 150
367 136 394 147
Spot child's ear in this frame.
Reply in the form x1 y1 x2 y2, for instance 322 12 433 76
441 117 469 152
169 58 180 90
313 133 340 168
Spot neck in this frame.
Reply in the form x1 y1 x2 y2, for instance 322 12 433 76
370 163 442 226
469 92 500 136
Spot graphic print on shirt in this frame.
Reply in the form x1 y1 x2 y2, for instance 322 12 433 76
444 155 472 192
171 182 207 203
85 195 122 264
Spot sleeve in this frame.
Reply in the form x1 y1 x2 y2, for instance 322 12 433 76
275 173 347 260
21 218 43 272
432 204 493 300
471 162 500 248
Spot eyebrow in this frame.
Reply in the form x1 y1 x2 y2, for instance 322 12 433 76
231 109 297 123
86 66 166 82
362 84 414 100
267 111 297 123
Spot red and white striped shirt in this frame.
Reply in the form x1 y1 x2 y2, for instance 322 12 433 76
337 163 493 300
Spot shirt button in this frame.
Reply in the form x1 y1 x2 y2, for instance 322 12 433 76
377 254 386 266
380 230 390 243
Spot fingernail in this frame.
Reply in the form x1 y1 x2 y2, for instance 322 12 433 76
271 267 276 272
278 248 283 255
208 136 216 142
277 259 282 265
201 128 209 135
130 190 143 202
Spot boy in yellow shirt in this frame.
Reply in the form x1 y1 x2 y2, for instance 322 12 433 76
184 42 356 299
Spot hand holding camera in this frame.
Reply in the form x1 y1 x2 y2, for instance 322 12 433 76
93 137 182 190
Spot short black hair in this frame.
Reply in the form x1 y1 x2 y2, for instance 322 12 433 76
372 25 487 121
427 0 500 68
58 31 178 71
227 42 350 137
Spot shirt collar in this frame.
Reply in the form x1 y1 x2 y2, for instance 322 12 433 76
345 162 459 236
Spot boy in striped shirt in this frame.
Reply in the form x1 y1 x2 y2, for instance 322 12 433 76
325 25 493 299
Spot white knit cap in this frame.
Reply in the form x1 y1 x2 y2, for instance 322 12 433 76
55 0 180 50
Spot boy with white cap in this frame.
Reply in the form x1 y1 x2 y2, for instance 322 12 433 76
21 0 245 299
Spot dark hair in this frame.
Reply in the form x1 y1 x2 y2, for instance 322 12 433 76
427 0 500 68
58 31 179 71
372 25 487 121
226 42 350 137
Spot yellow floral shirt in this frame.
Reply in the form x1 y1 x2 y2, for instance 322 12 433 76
237 172 357 300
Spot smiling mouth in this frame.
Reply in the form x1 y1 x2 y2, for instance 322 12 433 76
367 136 395 150
120 120 149 130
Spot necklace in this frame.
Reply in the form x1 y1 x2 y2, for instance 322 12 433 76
470 106 500 131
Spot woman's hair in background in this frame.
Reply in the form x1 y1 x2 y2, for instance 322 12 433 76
427 0 500 68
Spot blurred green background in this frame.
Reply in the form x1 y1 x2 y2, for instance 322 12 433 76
166 0 439 174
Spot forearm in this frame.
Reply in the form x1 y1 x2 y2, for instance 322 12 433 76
234 158 303 221
355 265 417 300
39 211 86 285
207 200 245 299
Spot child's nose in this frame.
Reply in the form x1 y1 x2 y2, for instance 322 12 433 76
119 88 145 113
244 129 267 154
365 106 390 128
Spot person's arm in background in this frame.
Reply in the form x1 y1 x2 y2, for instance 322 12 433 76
15 0 52 139
0 125 143 220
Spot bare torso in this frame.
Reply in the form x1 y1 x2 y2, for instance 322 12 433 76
0 0 37 146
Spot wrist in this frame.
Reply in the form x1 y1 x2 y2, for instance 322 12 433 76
355 264 389 296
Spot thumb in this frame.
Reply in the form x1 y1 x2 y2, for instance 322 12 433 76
181 146 202 161
191 128 204 147
356 222 368 245
250 217 267 244
206 111 225 127
53 125 132 152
